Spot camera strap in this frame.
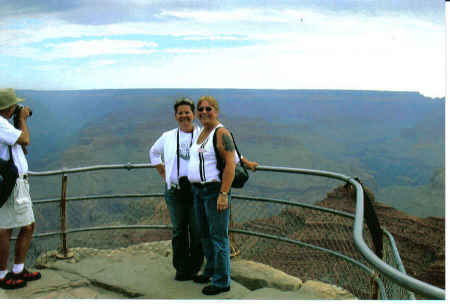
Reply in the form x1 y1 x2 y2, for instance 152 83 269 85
8 146 13 163
176 128 193 179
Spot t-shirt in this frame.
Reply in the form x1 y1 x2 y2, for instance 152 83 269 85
169 129 193 185
0 116 28 175
188 124 239 183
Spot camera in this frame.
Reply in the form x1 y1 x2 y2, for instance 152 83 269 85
13 104 32 128
178 176 191 191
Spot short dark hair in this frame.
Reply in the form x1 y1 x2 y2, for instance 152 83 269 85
174 97 195 113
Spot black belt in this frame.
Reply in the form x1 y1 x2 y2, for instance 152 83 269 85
192 181 220 188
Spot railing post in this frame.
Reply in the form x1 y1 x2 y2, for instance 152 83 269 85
56 174 73 259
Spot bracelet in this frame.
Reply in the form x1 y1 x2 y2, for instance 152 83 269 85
219 191 229 196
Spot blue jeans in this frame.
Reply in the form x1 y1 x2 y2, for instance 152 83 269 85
192 182 231 288
165 187 204 275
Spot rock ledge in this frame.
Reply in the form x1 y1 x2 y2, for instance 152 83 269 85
1 240 356 300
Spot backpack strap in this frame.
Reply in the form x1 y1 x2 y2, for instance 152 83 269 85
0 145 18 208
213 127 247 179
213 127 223 176
8 145 13 164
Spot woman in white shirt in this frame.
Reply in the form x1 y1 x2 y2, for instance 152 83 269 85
187 96 258 296
149 98 204 281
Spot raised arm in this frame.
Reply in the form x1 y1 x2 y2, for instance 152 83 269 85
15 106 31 147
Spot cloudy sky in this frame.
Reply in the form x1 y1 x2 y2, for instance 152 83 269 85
0 0 445 97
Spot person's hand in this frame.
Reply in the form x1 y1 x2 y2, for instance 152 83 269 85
19 106 32 120
155 164 166 180
245 160 259 172
217 194 229 212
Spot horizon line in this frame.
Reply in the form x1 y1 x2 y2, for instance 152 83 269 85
13 88 444 99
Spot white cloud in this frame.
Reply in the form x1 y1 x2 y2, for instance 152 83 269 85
44 38 158 58
2 8 435 48
182 35 248 41
0 19 216 49
60 37 443 97
164 48 208 54
0 5 444 97
158 8 292 23
2 38 159 60
32 64 65 72
87 59 117 67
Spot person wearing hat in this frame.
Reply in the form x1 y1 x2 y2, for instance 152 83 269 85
0 89 40 290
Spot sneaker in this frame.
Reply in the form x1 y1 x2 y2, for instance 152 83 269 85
202 285 230 295
14 269 41 282
0 272 27 290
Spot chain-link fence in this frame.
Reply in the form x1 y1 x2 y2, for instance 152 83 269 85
380 230 415 300
230 196 378 299
8 163 443 300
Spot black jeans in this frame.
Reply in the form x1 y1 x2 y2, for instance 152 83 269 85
164 187 204 275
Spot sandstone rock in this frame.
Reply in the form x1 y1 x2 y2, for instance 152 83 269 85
3 241 355 300
41 252 249 299
65 287 102 299
231 259 302 291
243 287 341 300
2 269 87 299
143 240 172 257
243 284 357 300
299 280 356 300
243 287 310 299
418 258 445 288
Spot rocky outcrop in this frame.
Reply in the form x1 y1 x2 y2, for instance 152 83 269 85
242 280 356 300
231 259 302 291
300 280 357 299
224 183 444 300
318 184 445 290
2 241 356 300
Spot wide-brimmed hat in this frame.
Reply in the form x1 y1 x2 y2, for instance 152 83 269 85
0 89 24 110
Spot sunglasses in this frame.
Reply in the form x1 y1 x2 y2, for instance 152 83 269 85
198 106 213 112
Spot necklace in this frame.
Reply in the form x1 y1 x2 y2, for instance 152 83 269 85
197 123 220 144
197 129 211 144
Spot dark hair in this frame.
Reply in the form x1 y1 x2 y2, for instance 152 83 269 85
174 97 195 114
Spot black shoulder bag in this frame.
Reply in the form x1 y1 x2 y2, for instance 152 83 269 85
177 129 193 200
213 127 249 188
0 146 19 208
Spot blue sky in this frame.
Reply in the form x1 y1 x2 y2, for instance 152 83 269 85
0 0 445 97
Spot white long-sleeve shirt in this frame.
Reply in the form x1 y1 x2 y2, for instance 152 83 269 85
149 125 200 190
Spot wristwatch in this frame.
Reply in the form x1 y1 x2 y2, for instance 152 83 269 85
219 191 228 196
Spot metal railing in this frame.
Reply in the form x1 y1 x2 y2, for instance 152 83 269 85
24 163 444 300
